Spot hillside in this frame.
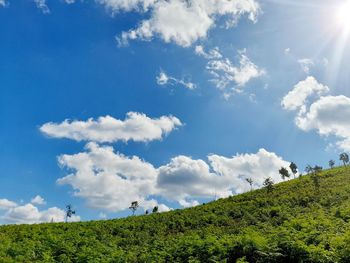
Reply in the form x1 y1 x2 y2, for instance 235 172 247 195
1 167 350 262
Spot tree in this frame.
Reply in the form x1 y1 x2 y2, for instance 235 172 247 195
263 177 274 193
329 160 335 169
289 162 298 178
65 204 76 223
152 206 159 213
313 165 323 174
279 167 290 181
305 165 313 174
340 153 349 166
129 201 139 216
246 178 253 191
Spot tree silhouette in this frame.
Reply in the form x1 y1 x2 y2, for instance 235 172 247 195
340 153 349 166
305 165 313 174
246 178 253 191
329 160 335 169
279 167 290 181
152 206 159 213
313 165 323 174
65 204 76 223
263 177 274 193
289 162 298 178
129 201 139 216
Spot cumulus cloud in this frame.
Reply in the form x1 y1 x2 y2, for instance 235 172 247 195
0 197 80 224
282 76 350 151
40 112 182 143
57 143 291 211
115 0 260 47
31 195 46 205
156 70 196 90
209 149 292 193
157 155 232 203
57 142 169 212
34 0 50 14
0 199 17 210
281 76 329 111
4 204 80 224
196 46 265 97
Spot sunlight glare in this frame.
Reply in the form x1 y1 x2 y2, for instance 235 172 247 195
337 1 350 30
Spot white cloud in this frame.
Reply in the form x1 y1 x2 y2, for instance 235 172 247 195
34 0 50 14
0 0 6 7
40 112 182 143
115 0 260 47
3 204 80 224
57 142 168 212
296 95 350 151
65 0 75 4
298 58 314 74
195 45 222 60
57 143 291 211
281 76 329 111
157 155 232 203
282 76 350 151
208 149 292 193
156 70 196 90
197 47 265 97
0 199 17 210
97 0 157 12
31 195 46 205
0 197 80 224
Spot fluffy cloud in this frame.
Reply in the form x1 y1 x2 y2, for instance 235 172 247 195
34 0 50 14
57 143 291 211
0 197 80 224
3 204 80 224
156 70 196 90
196 46 265 97
57 142 167 212
296 95 350 151
282 76 350 151
281 76 329 111
0 0 6 7
157 155 232 203
115 0 260 47
209 149 292 193
0 199 17 210
31 195 46 205
40 112 182 143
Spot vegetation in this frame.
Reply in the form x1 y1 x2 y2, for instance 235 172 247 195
1 167 350 262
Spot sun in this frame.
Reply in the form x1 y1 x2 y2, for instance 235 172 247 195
336 1 350 29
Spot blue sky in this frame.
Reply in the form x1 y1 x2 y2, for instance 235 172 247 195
1 0 350 223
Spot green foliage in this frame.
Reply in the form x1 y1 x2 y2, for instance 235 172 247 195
1 167 350 262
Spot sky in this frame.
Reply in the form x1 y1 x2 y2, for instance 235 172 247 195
1 0 350 224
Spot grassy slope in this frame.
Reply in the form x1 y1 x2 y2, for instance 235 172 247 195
2 167 350 262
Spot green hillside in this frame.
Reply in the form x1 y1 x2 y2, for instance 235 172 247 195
2 167 350 262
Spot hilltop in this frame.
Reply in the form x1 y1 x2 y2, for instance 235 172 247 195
1 167 350 262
